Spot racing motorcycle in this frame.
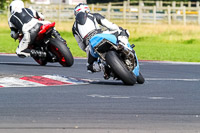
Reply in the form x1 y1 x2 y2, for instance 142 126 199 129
89 33 145 85
18 22 74 67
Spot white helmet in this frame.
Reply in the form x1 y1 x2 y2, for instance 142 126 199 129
74 3 90 16
9 0 24 14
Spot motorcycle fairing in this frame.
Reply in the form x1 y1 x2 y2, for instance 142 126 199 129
39 22 55 34
90 33 117 48
89 34 117 58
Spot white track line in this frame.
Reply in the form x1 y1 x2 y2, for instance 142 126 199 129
146 78 200 82
87 94 174 100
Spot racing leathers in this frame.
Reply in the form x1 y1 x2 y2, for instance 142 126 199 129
72 12 129 72
8 8 65 58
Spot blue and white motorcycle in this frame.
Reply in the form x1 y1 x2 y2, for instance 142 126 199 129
89 33 145 85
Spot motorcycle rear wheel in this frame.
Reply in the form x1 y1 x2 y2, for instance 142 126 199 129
49 38 74 67
105 51 136 85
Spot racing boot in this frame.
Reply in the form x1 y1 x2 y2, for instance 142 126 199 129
87 63 94 73
30 49 46 58
87 62 101 73
16 44 31 58
87 52 100 73
16 49 31 58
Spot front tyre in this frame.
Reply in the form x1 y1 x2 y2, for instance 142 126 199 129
49 38 74 67
105 51 136 85
137 72 145 84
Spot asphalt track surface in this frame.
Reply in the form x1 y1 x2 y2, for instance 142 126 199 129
0 54 200 133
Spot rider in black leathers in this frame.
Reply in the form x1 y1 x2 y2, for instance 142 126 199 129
8 0 66 58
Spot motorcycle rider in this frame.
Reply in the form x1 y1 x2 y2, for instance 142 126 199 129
72 3 130 74
8 0 66 58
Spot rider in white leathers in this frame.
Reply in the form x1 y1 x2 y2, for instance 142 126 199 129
8 0 65 58
72 3 130 73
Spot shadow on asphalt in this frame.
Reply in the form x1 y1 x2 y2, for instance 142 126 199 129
0 62 61 67
89 80 126 86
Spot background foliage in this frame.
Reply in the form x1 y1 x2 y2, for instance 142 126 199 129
87 0 197 4
0 0 199 8
0 0 30 9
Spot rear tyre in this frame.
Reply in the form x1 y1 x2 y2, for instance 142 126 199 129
49 38 74 67
137 72 145 84
105 51 136 85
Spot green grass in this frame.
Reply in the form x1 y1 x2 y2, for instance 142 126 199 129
1 23 200 62
129 33 200 62
59 31 87 57
125 24 200 62
133 41 200 62
0 28 18 53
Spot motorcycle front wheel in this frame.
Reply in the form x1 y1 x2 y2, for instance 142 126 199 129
105 50 136 85
137 72 145 84
49 38 74 67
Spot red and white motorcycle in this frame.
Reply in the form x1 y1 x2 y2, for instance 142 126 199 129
18 22 74 67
